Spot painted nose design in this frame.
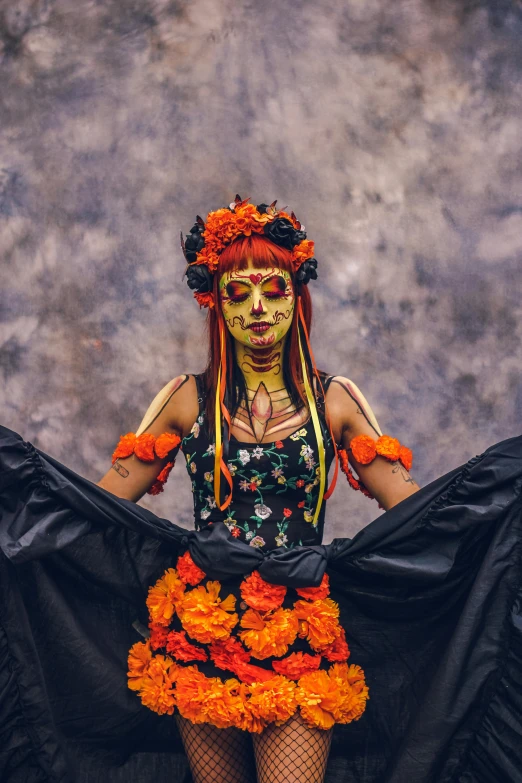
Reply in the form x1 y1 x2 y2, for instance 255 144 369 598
251 299 265 317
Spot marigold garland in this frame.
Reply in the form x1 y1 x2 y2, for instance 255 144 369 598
111 430 181 495
348 433 413 470
127 553 369 731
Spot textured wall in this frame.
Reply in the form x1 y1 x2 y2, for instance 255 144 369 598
1 0 521 541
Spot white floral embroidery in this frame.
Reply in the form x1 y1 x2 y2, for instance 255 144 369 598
228 463 238 475
207 444 216 455
254 503 272 520
200 509 211 520
275 533 288 547
205 496 217 509
239 479 250 492
251 446 264 459
245 530 254 540
197 415 204 425
249 536 266 548
191 422 200 438
300 444 314 459
305 458 316 470
271 467 284 478
238 449 251 465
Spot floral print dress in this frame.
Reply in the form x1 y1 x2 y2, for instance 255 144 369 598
181 375 336 552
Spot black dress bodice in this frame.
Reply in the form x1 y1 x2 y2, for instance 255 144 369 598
180 374 336 551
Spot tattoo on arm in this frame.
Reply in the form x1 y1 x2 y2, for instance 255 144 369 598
391 462 417 486
112 460 129 478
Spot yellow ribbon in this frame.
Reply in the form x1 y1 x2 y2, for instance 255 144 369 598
214 331 224 508
297 326 326 529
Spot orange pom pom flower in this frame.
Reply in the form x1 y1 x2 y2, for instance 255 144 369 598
112 432 136 464
376 435 401 462
178 581 238 644
349 435 377 465
295 573 330 601
272 651 322 679
295 669 343 730
294 598 341 651
146 568 186 627
176 550 206 586
239 608 299 660
155 432 181 459
166 630 208 662
240 570 287 612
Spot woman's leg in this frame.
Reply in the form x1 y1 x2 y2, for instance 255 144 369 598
175 714 257 783
252 712 333 783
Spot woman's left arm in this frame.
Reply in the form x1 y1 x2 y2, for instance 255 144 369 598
326 376 421 511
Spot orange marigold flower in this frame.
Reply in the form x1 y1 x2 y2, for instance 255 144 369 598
112 432 136 464
175 665 212 724
155 461 175 485
399 444 413 471
240 570 287 613
127 639 152 688
146 568 185 627
194 291 215 309
155 432 181 459
295 573 330 601
209 636 250 671
232 659 277 685
349 434 377 465
292 239 315 267
136 653 178 716
322 627 350 663
239 608 298 660
178 581 238 644
328 662 369 723
134 433 157 462
204 677 252 730
375 434 401 462
176 550 206 586
148 621 169 650
294 598 341 651
166 630 208 662
248 675 298 726
296 669 343 730
272 651 322 680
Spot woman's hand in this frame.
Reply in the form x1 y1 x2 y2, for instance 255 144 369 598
96 374 197 502
326 376 421 511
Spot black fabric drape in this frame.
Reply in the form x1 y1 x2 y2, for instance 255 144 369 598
0 423 521 783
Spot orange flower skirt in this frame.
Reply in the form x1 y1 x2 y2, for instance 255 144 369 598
127 551 369 733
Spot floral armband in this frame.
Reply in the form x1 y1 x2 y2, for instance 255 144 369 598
338 434 413 508
112 431 181 495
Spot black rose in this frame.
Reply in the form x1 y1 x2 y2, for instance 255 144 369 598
295 258 318 285
256 203 269 214
185 263 213 293
263 217 303 250
183 224 206 263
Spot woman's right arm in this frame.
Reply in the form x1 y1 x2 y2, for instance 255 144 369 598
96 374 199 502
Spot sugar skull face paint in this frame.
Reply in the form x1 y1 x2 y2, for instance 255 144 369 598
219 261 295 350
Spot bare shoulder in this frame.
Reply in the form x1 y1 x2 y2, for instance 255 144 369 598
135 373 199 438
325 375 383 440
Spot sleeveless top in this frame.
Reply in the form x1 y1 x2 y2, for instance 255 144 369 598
179 373 336 552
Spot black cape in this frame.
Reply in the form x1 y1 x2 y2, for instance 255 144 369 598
1 423 521 783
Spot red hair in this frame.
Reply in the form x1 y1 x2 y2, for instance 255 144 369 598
202 233 312 428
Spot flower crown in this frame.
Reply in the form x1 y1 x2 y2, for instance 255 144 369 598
180 194 319 308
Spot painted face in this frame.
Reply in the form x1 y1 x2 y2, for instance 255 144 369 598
219 261 295 349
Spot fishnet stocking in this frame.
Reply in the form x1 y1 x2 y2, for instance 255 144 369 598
252 712 333 783
174 714 257 783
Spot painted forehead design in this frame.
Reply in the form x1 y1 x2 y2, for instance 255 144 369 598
220 267 291 288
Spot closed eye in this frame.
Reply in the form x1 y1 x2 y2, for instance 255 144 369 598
225 281 251 303
262 275 288 298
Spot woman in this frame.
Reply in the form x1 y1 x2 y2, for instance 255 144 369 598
0 197 520 783
96 196 421 783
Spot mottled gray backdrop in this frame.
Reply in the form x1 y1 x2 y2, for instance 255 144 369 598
1 0 521 540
